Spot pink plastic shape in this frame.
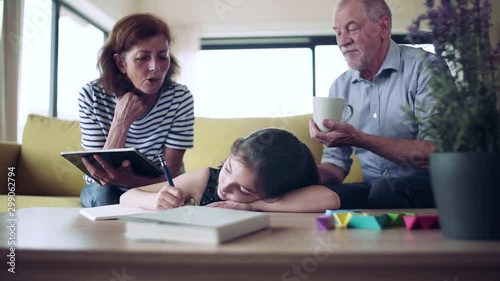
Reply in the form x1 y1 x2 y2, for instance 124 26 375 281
403 214 440 230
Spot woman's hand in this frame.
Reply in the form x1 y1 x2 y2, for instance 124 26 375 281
155 184 186 210
103 92 158 149
82 155 159 188
207 200 254 211
113 91 155 125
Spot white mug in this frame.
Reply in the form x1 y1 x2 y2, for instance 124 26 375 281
313 97 354 132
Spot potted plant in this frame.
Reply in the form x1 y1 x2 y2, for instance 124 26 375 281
408 0 500 240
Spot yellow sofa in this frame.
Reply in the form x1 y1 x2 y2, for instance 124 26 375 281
0 114 362 211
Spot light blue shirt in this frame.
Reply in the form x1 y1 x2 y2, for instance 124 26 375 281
322 40 440 185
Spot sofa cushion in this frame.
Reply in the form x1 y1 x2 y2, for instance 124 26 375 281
17 114 84 196
184 114 362 183
0 142 21 194
184 115 322 170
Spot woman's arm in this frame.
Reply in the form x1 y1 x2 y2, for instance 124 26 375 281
120 168 210 210
104 92 157 149
250 185 340 212
163 147 185 178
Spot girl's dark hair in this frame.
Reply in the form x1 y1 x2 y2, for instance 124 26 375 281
230 128 320 199
97 13 180 97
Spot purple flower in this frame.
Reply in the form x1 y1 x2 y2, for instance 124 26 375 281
408 0 498 107
408 0 500 152
425 0 435 9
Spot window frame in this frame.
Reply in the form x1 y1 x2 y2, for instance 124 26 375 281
48 0 108 117
200 35 414 97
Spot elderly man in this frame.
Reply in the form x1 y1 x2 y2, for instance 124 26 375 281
310 0 444 209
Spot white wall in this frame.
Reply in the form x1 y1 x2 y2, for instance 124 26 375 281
88 0 428 36
64 0 500 46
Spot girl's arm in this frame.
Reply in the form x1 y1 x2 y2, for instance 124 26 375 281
251 185 340 212
120 168 210 210
119 181 166 210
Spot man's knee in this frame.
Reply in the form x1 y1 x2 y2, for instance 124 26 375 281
367 178 411 209
325 182 370 209
367 178 391 205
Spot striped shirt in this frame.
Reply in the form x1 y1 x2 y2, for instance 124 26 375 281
79 81 194 182
322 40 440 185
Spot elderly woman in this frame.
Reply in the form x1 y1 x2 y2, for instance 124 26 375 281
79 13 194 207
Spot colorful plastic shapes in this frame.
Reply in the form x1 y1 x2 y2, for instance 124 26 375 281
316 214 335 231
319 210 440 231
403 214 440 230
333 212 353 228
348 214 387 230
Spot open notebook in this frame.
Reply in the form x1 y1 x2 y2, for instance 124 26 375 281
80 204 153 221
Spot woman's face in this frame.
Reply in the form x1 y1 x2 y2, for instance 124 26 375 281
115 35 170 94
217 156 262 203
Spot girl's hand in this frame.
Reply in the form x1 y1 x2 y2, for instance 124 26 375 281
207 200 254 211
155 185 185 210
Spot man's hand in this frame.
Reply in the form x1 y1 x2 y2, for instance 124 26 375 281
310 119 436 170
309 118 363 147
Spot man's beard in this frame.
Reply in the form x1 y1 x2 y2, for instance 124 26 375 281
341 44 368 71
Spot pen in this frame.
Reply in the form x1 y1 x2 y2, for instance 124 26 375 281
157 154 175 187
157 153 197 206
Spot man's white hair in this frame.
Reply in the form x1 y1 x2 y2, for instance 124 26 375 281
335 0 392 24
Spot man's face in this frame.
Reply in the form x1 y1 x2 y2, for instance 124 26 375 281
333 1 384 71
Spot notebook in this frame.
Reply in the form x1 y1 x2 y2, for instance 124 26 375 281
122 206 270 245
80 204 153 221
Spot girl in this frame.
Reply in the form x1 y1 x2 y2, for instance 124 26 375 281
121 128 340 212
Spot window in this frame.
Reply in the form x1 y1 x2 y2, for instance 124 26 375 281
0 0 4 33
196 48 313 118
57 6 104 120
17 0 106 141
314 45 349 98
196 37 434 119
315 44 435 98
18 0 53 141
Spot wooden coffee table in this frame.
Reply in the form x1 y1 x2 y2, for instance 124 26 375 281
1 207 499 281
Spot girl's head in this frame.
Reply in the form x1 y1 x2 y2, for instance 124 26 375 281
217 128 320 203
97 13 180 97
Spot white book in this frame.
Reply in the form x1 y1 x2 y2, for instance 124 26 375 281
122 206 270 245
80 204 153 221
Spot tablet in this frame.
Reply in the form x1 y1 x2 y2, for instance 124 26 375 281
60 147 163 180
